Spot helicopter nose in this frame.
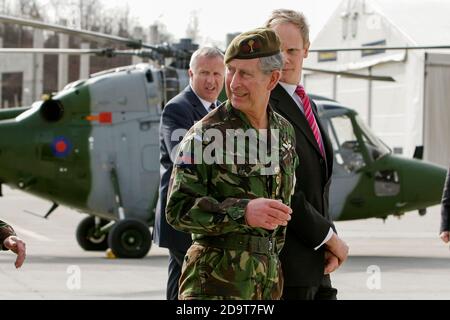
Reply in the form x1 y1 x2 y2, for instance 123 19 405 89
400 158 447 209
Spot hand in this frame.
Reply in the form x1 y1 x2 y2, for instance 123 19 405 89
326 233 349 265
3 236 26 268
324 250 340 274
440 231 449 243
245 198 292 230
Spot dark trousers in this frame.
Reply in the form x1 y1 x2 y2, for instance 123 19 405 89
166 247 186 300
282 274 338 300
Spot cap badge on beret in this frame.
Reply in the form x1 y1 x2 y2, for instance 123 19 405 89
241 39 261 54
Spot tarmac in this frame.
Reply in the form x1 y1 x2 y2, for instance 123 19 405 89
1 185 449 300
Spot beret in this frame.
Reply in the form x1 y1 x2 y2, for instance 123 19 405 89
225 27 281 64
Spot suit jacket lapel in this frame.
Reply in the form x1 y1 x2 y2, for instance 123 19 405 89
185 86 208 119
271 84 323 157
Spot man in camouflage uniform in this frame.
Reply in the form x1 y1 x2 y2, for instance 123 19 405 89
166 28 298 300
0 220 26 268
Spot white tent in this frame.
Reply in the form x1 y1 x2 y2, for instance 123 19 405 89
305 0 450 167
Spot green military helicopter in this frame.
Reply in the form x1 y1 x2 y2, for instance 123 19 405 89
0 15 447 258
311 95 446 221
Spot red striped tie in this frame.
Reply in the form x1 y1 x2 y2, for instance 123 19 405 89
295 85 325 158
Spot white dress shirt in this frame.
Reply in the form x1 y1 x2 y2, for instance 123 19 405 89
191 86 217 113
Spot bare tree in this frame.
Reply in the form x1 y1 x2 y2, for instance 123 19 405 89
48 0 72 25
0 0 11 14
2 0 178 46
75 0 102 30
101 13 113 35
1 0 43 19
155 21 174 44
117 3 130 37
185 10 200 42
106 3 132 37
18 0 43 20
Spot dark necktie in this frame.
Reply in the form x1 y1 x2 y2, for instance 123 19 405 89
295 85 325 158
209 103 216 112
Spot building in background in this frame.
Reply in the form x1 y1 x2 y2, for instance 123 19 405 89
305 0 450 166
0 21 136 108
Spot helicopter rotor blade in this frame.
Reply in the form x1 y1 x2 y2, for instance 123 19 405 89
303 67 395 82
0 14 190 58
310 45 450 52
0 14 145 49
111 49 161 59
0 48 106 55
0 48 395 81
0 47 164 60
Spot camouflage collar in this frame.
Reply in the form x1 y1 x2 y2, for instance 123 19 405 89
225 100 278 130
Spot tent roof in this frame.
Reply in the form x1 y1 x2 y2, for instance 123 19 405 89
308 0 450 70
365 0 450 45
313 0 450 45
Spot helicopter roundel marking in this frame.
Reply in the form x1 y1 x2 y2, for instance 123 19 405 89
55 141 67 153
51 136 73 158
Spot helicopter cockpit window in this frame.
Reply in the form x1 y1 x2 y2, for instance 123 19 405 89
374 170 400 196
327 115 365 173
145 70 154 83
355 116 390 161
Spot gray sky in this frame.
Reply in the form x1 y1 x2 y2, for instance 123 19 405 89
104 0 342 47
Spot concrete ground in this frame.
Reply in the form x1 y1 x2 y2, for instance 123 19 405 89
1 185 449 300
333 205 450 299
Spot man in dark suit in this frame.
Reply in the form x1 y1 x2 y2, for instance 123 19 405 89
440 167 450 243
153 47 225 300
266 9 349 300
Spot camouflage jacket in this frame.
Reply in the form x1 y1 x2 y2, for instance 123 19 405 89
0 220 16 250
166 101 298 253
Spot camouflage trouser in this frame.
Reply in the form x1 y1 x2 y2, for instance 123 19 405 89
178 243 283 300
